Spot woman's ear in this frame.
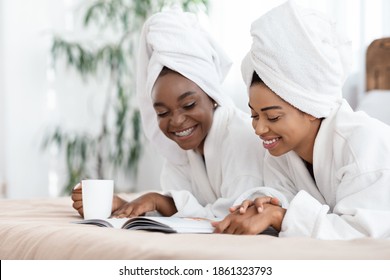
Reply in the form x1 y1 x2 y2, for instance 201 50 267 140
208 97 218 109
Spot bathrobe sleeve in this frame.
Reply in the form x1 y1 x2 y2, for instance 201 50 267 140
160 142 266 219
159 160 217 218
264 151 390 239
211 131 267 218
201 109 267 218
261 160 390 239
232 153 297 208
160 159 244 219
280 171 390 239
278 110 390 239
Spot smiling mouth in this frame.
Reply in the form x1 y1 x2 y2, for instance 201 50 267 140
173 126 195 137
263 137 281 149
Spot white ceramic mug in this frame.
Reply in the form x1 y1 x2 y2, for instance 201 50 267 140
82 179 114 220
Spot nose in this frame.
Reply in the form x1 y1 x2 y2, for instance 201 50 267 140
170 110 186 126
254 119 269 136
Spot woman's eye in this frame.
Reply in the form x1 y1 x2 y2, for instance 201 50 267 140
250 114 259 119
157 111 169 117
268 116 280 122
183 102 196 109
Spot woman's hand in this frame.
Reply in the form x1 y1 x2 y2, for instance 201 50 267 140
71 182 126 217
112 192 177 218
229 196 281 214
213 203 286 235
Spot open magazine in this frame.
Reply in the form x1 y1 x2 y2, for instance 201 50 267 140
73 216 216 233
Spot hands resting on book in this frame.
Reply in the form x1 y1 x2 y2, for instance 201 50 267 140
71 183 285 235
212 197 286 234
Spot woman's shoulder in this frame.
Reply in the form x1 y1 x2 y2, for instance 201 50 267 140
330 104 390 170
333 104 390 144
225 107 256 135
219 106 265 155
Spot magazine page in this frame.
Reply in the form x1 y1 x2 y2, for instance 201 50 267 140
73 218 130 229
123 216 215 233
105 218 132 229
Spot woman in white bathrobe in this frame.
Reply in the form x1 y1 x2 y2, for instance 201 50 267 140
213 1 390 239
72 9 265 219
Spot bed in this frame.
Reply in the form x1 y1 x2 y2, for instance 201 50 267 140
0 193 389 260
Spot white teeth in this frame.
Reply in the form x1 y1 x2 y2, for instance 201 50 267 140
175 127 194 137
264 138 279 145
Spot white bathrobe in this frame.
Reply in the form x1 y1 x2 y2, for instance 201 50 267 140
161 105 265 219
245 100 390 239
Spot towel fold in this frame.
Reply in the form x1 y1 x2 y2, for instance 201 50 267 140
137 8 233 165
241 0 352 118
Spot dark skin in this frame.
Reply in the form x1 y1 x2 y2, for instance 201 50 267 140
213 203 285 234
212 196 285 234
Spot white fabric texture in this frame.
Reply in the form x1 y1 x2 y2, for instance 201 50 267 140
241 0 351 118
259 101 390 239
137 8 233 165
161 106 265 219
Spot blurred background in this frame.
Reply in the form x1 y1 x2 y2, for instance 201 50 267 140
1 0 389 199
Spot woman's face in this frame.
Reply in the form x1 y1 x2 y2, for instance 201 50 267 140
152 71 215 154
249 83 318 162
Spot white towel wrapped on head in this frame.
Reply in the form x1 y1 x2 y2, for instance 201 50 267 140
137 8 233 165
241 0 352 118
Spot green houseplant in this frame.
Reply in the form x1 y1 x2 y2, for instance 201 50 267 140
45 0 209 194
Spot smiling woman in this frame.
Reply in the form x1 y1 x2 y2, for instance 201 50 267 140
213 0 390 239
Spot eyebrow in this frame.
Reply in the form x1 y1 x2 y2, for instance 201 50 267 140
153 91 197 108
261 105 283 112
178 91 196 101
247 103 283 112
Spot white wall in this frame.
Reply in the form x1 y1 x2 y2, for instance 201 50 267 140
0 0 164 198
1 0 93 198
0 0 6 197
208 0 286 112
2 0 53 198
